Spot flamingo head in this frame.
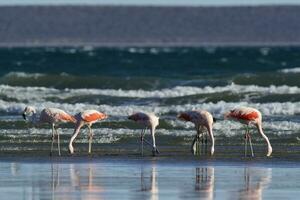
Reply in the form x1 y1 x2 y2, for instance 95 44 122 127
177 112 191 121
211 146 215 155
69 145 74 154
22 106 36 120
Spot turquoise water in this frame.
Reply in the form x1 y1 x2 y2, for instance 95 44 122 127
0 47 300 155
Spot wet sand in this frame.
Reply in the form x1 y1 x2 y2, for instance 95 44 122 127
0 156 299 200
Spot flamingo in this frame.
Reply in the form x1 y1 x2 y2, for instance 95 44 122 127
177 110 215 155
224 106 272 157
68 110 107 154
22 106 76 156
128 112 159 156
195 167 215 200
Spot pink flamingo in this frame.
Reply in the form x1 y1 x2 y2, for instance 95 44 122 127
22 106 76 156
177 110 215 155
224 106 272 157
128 112 159 156
68 110 107 154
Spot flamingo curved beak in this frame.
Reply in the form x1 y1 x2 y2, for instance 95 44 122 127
22 113 26 120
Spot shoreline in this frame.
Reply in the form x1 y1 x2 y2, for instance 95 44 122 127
1 153 300 167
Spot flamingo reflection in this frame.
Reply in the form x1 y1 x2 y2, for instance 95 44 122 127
238 168 272 200
141 166 159 200
195 167 215 199
50 164 104 200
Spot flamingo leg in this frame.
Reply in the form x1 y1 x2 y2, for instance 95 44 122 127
191 134 198 155
193 127 204 155
142 136 159 155
50 124 55 156
139 128 156 152
140 128 145 156
143 138 154 147
54 126 61 156
244 126 248 157
199 127 205 155
150 128 159 156
88 125 93 154
192 126 200 155
198 134 202 155
200 130 205 154
204 129 208 154
247 126 254 157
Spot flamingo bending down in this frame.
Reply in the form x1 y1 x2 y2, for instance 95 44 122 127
177 110 215 155
128 112 159 156
68 110 107 154
224 106 272 157
22 106 76 156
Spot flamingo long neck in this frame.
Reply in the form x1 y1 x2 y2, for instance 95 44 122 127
150 126 156 148
69 124 82 154
257 122 272 157
207 125 215 155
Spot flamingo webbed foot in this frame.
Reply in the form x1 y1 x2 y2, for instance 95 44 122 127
152 147 159 156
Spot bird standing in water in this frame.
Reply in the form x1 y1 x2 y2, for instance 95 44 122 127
22 106 76 156
177 110 215 155
69 110 107 155
128 112 159 156
224 106 272 157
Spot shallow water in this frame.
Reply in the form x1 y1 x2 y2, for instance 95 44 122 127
0 47 300 152
0 158 299 200
1 44 300 199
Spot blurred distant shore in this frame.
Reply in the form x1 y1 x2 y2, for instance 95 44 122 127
0 5 300 47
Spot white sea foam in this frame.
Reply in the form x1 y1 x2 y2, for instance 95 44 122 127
127 47 173 54
3 72 45 79
279 67 300 73
1 119 299 142
1 83 300 102
64 84 300 98
259 47 270 56
0 128 120 144
2 98 300 118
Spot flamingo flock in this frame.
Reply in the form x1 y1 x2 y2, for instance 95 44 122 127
22 106 272 157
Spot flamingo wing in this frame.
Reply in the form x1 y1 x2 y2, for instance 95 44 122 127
129 112 149 122
81 110 107 122
57 112 76 123
231 107 259 121
47 108 75 123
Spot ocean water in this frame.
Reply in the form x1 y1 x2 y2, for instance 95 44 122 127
0 46 300 156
